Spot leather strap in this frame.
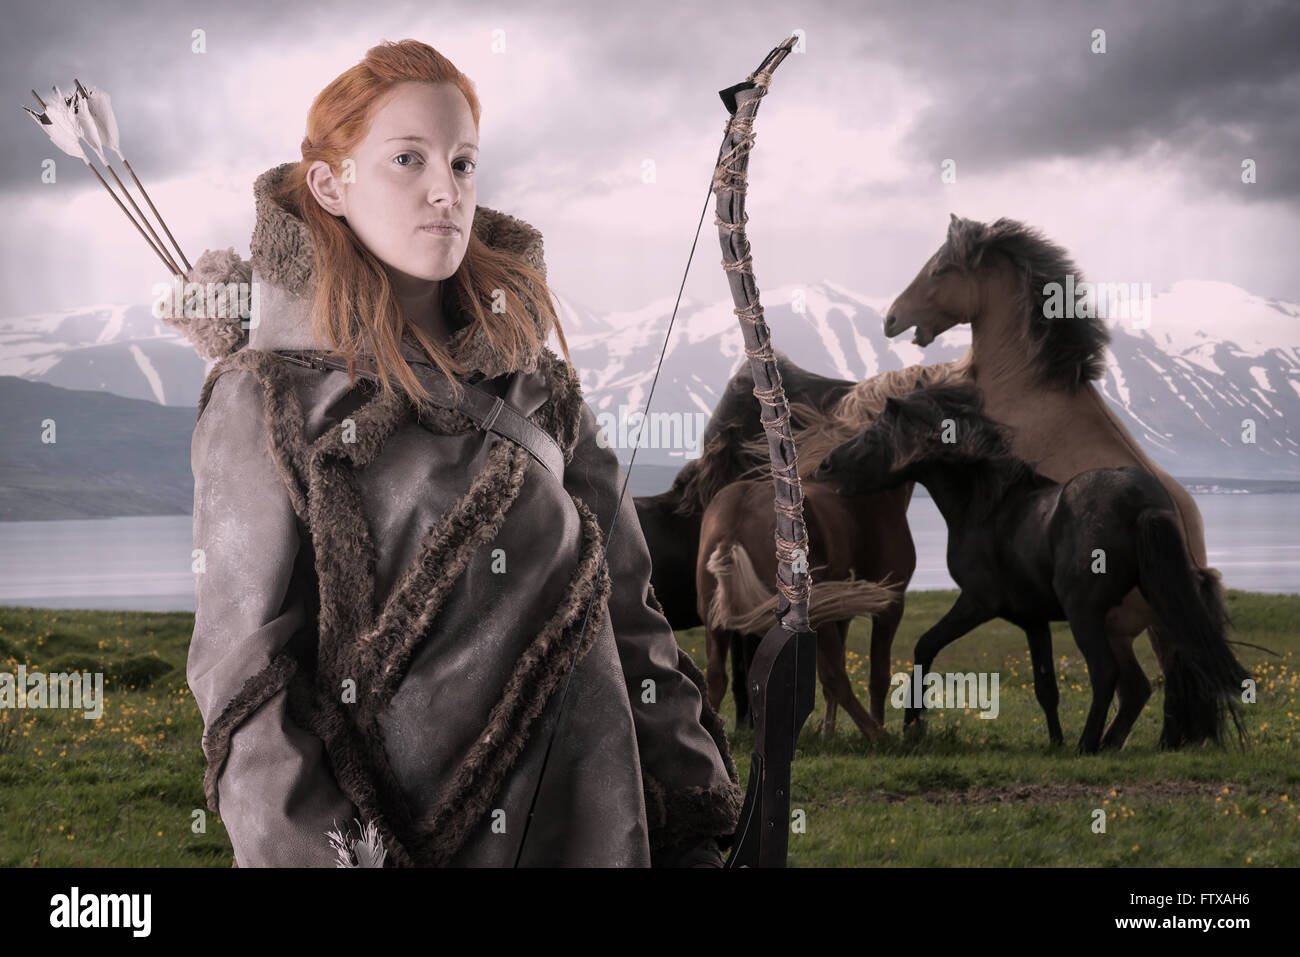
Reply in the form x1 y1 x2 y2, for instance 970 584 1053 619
271 349 565 477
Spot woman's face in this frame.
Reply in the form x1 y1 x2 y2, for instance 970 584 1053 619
308 81 478 290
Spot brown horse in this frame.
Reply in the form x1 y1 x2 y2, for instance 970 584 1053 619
707 360 971 728
876 214 1214 683
635 354 860 639
697 477 912 740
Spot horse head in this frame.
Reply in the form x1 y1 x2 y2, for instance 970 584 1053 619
815 382 1011 494
884 214 1110 391
883 214 989 346
813 393 920 495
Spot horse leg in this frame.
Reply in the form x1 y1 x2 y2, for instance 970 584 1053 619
822 686 839 739
907 592 992 727
1099 602 1152 751
1128 580 1171 686
705 626 729 714
1067 613 1120 755
1099 636 1150 751
815 628 842 739
818 620 886 742
868 597 905 726
731 630 756 729
1146 625 1172 676
1024 621 1063 746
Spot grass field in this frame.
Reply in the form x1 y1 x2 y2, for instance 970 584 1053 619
0 590 1296 867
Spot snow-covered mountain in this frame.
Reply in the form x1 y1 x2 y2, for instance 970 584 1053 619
570 279 1300 478
0 302 208 406
1098 282 1300 477
2 279 1297 478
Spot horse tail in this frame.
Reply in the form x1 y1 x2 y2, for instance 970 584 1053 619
706 543 898 635
806 573 901 628
705 543 773 633
1135 508 1249 748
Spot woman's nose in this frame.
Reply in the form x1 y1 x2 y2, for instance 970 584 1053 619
425 168 459 205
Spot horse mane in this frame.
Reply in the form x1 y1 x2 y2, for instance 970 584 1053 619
736 354 974 482
673 352 852 515
882 382 1055 508
942 216 1110 391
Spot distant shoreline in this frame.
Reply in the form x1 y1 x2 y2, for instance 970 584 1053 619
912 477 1300 498
4 474 1300 522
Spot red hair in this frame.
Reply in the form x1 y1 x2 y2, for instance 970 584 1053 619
272 38 569 406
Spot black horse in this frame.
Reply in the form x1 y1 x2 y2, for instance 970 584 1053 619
813 383 1249 753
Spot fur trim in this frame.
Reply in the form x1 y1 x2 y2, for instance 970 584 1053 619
166 247 253 359
529 348 586 466
646 582 666 618
201 652 298 814
643 773 745 854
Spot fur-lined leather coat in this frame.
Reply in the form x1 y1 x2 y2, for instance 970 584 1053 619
184 162 742 867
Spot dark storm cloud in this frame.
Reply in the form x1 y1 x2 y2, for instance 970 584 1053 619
853 0 1300 204
3 0 360 194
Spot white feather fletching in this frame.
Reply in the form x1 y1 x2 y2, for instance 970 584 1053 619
80 84 122 158
71 89 107 164
29 86 86 161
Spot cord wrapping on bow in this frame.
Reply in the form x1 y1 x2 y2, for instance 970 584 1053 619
711 38 812 630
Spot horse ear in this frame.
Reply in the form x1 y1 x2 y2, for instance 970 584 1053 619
946 214 966 262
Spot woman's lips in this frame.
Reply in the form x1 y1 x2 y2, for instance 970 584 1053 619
419 224 459 236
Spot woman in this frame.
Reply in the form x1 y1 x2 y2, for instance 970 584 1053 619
184 39 741 867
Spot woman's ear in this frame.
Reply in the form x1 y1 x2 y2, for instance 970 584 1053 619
305 159 347 217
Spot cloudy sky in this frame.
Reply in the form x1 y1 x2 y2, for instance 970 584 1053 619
5 0 1298 325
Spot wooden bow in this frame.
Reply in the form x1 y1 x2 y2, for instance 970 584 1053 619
515 35 815 869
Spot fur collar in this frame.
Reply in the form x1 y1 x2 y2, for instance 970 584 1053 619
177 162 552 380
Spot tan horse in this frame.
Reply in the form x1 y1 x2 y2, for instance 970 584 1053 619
875 214 1216 686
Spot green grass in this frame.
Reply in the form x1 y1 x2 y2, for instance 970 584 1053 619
680 589 1300 867
0 591 1296 867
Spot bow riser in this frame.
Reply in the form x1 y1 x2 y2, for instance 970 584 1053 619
726 619 817 867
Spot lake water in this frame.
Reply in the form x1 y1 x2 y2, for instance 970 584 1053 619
1 494 1297 612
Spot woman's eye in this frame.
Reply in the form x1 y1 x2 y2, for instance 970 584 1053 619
454 158 476 175
394 152 423 168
